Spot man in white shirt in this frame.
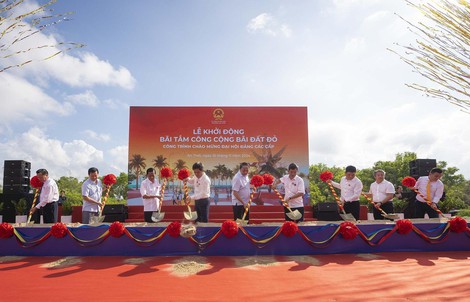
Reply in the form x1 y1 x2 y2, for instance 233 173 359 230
30 168 59 223
414 167 444 218
368 169 395 220
231 162 251 221
274 163 306 222
187 162 211 223
81 167 103 224
140 168 161 223
330 165 363 220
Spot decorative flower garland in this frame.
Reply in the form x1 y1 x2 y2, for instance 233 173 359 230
1 217 469 250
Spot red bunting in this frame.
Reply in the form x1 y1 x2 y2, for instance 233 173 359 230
320 171 334 182
103 174 117 186
396 219 413 235
30 176 43 189
0 222 14 238
402 176 417 188
221 220 238 238
167 221 182 238
51 222 68 238
160 167 173 178
449 217 468 233
339 222 358 240
109 221 125 237
178 169 191 181
250 175 264 188
262 174 274 186
281 221 298 237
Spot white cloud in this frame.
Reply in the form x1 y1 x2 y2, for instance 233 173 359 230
247 13 291 37
65 90 100 107
0 73 74 132
0 127 107 181
108 145 129 173
82 130 111 142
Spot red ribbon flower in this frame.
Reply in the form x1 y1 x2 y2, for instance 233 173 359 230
178 169 191 181
396 219 413 235
51 222 68 238
0 222 14 238
281 221 299 237
449 216 468 233
109 221 125 238
103 174 117 186
262 174 274 186
221 220 239 238
250 175 264 188
402 176 417 188
30 176 43 189
167 221 182 238
320 171 334 182
160 167 173 178
339 221 358 240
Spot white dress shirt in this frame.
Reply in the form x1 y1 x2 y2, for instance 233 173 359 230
331 176 363 202
140 177 161 211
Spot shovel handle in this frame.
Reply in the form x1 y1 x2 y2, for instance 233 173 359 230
272 188 296 213
361 192 388 216
326 182 347 212
27 189 41 223
411 188 445 217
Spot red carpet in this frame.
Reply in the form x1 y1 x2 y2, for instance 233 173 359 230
1 252 469 301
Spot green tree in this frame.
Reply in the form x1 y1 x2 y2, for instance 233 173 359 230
129 154 146 189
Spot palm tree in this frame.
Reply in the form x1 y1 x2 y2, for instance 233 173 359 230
174 159 188 171
252 145 287 178
129 154 146 189
213 164 227 186
153 155 169 170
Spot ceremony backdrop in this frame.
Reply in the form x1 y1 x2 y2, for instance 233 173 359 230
127 106 309 205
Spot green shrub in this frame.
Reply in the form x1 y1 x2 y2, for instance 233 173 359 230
457 209 470 218
13 198 28 215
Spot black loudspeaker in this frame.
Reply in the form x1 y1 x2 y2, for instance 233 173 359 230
409 159 436 178
103 213 127 222
316 202 342 221
3 160 31 194
102 204 128 215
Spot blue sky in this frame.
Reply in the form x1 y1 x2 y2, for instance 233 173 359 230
1 0 469 182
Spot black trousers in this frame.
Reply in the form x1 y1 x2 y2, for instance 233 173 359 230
373 202 394 220
343 201 360 220
144 211 153 223
415 200 439 218
284 206 304 222
195 198 210 222
233 205 249 221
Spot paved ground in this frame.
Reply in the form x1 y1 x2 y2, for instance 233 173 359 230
1 251 469 301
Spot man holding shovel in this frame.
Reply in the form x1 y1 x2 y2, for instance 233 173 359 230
29 168 59 223
140 168 162 223
368 169 395 220
81 167 103 224
186 162 211 223
414 167 444 219
231 162 251 222
329 165 363 221
274 163 305 222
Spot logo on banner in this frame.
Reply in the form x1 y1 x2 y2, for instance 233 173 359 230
212 108 226 124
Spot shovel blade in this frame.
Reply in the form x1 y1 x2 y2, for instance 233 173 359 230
89 215 105 225
340 213 356 222
286 210 302 221
236 218 248 226
184 211 198 221
382 213 400 220
151 212 165 222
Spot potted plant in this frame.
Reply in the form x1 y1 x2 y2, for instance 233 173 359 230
13 198 28 223
60 200 73 223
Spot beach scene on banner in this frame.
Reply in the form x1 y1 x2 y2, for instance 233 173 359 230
127 106 310 206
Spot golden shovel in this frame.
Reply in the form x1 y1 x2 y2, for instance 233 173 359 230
361 193 399 220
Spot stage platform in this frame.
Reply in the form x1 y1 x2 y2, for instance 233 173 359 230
1 218 469 257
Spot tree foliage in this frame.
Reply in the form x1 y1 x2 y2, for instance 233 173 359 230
392 0 470 113
308 152 469 213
